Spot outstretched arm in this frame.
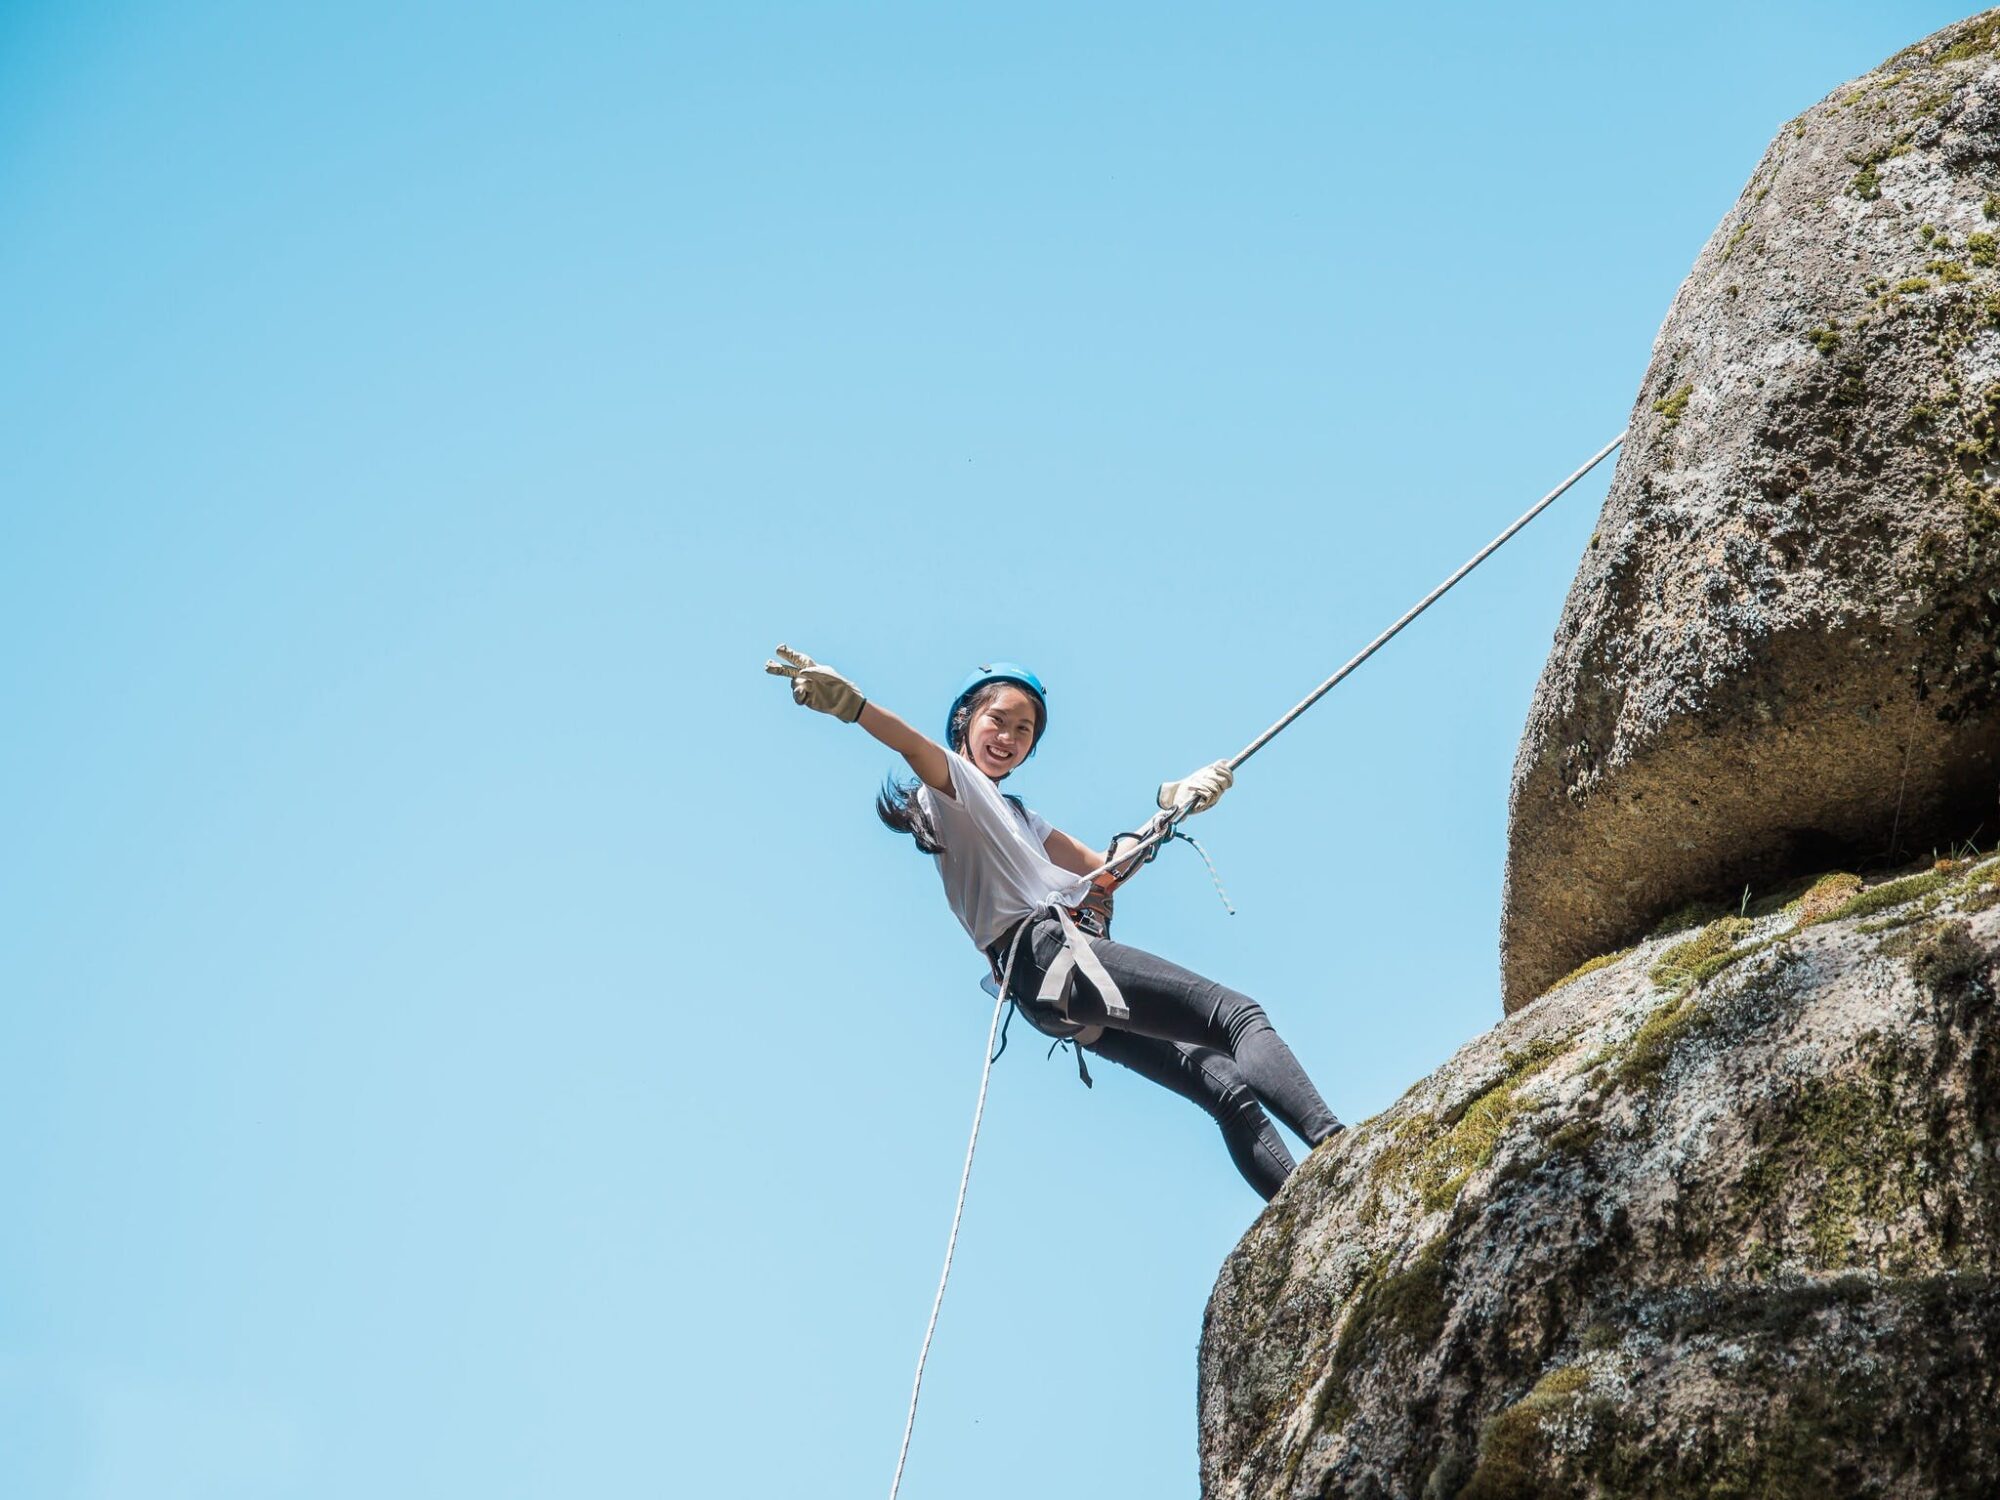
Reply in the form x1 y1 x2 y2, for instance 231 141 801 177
766 644 952 795
857 701 951 796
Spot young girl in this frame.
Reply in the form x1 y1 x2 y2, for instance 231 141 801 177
765 644 1342 1200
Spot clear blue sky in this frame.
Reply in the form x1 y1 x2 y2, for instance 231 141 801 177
0 3 1970 1495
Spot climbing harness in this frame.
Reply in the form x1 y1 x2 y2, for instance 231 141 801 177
985 828 1235 1087
985 904 1107 1087
883 429 1626 1499
1023 904 1129 1023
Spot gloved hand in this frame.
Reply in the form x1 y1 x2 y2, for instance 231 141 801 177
1157 760 1233 815
764 643 866 723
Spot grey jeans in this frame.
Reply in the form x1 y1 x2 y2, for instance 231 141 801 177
999 914 1341 1201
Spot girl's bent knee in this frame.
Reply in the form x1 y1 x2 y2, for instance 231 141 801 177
1217 996 1273 1049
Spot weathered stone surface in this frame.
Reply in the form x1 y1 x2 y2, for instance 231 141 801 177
1200 858 2000 1499
1503 12 2000 1012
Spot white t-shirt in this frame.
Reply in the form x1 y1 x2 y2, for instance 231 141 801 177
915 750 1092 951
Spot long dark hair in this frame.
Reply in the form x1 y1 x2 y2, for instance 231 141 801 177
876 680 1047 854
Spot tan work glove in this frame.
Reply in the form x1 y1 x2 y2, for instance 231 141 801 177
764 643 866 723
1157 760 1233 815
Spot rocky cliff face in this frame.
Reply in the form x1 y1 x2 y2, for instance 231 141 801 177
1503 11 2000 1012
1198 22 2000 1495
1200 860 2000 1498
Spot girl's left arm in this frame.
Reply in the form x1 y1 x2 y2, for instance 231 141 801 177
1043 827 1108 880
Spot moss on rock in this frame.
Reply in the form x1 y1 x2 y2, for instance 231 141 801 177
1459 1365 1595 1500
1910 918 1988 993
1650 915 1757 990
1316 1238 1450 1431
1617 994 1710 1091
1367 1041 1569 1213
1542 945 1634 999
1790 871 1863 922
1652 383 1693 425
1737 1059 1928 1268
1819 868 1952 924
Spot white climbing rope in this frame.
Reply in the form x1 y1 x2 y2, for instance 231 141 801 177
886 920 1028 1500
1227 429 1628 773
1174 829 1236 916
1077 429 1630 883
886 429 1628 1495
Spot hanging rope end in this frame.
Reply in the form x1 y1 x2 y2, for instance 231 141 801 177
1173 830 1236 916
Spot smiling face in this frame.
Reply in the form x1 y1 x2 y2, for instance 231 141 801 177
961 684 1040 780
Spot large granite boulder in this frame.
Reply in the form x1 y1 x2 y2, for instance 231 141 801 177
1201 859 2000 1498
1503 11 2000 1012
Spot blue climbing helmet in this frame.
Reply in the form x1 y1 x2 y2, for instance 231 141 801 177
945 662 1048 756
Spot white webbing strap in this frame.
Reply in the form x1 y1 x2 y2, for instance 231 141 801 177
1032 944 1075 1011
1050 903 1128 1021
